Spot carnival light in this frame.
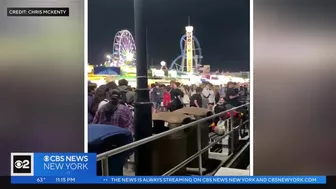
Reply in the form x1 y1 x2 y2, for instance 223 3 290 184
126 52 134 61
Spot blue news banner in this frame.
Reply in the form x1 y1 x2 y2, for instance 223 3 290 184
10 153 326 184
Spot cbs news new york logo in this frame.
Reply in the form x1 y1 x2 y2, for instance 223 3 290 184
11 153 34 176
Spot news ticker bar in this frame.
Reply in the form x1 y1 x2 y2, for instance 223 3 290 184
11 176 327 184
9 153 327 184
7 8 69 17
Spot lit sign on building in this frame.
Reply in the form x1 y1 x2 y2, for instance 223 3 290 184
185 26 193 73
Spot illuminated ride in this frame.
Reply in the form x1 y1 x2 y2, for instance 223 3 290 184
169 26 203 73
112 30 136 67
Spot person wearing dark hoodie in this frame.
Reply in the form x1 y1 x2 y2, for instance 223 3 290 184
118 79 135 105
151 83 162 111
88 81 97 123
168 80 184 111
106 81 118 91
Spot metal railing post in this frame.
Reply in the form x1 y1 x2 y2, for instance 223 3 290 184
230 112 235 155
101 158 109 176
196 124 203 176
247 105 250 137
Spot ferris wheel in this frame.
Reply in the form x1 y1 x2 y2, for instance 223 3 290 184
112 30 136 66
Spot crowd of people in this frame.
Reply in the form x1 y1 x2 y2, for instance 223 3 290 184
88 79 135 133
88 78 249 134
149 80 249 112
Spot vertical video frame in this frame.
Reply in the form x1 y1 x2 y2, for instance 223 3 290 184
87 0 250 176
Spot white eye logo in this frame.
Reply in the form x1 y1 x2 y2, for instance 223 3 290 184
43 156 49 162
14 160 30 169
14 160 23 169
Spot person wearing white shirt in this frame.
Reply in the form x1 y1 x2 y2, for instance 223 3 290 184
208 88 215 110
208 89 215 106
97 99 109 111
201 84 210 109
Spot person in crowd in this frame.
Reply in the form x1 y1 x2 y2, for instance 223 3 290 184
132 87 137 103
88 82 97 123
179 84 190 107
239 86 244 93
242 84 249 102
243 85 248 94
225 81 240 108
96 81 119 111
127 85 133 92
213 97 229 125
238 85 246 102
214 85 221 104
149 83 155 100
208 85 216 110
106 81 118 90
234 82 240 94
219 84 226 97
93 88 134 134
151 83 162 112
184 85 190 96
97 91 110 112
158 84 165 110
201 83 210 109
160 84 166 91
214 97 227 113
90 84 108 116
175 82 181 88
168 80 184 111
162 86 171 111
149 84 155 113
190 87 203 108
118 79 135 105
189 84 197 97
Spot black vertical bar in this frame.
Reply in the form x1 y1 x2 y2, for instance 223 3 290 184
134 0 153 175
146 28 149 69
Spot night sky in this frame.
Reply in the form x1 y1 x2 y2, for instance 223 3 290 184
89 0 250 72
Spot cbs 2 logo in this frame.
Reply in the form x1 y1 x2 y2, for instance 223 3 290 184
15 160 30 169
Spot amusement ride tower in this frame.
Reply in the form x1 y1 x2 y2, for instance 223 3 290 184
169 18 203 74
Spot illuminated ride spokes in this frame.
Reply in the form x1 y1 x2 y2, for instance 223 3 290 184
169 34 203 73
112 30 136 67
